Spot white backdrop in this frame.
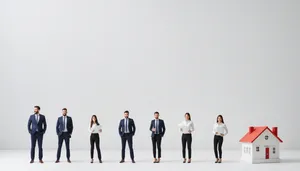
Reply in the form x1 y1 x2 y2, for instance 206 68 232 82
0 0 299 150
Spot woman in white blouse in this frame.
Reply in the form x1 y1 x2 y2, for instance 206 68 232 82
212 115 228 163
89 115 102 163
178 113 194 163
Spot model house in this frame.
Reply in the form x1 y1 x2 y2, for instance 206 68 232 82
239 126 283 164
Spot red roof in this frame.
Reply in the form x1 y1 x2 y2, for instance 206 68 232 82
239 126 283 143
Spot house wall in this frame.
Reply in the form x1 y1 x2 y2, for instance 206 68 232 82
241 143 253 162
252 129 280 162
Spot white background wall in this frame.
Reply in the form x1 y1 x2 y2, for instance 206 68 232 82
0 0 299 150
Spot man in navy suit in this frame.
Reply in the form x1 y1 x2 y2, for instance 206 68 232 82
149 111 166 163
27 106 47 163
118 110 136 163
55 108 73 163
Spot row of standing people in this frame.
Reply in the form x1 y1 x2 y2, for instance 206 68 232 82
28 106 228 164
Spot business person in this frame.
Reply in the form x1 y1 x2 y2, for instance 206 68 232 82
212 115 228 163
178 113 194 163
55 108 73 163
118 110 136 163
89 115 102 163
27 106 47 163
149 111 166 163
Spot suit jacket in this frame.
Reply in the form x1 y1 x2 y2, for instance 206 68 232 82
27 114 47 134
56 116 73 136
149 119 166 137
118 118 136 137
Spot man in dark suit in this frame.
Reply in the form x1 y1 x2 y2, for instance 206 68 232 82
118 110 136 163
28 106 47 163
149 111 166 163
55 108 73 163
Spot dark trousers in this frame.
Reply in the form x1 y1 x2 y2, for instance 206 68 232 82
181 134 192 159
152 134 162 158
30 132 44 160
56 132 71 160
213 135 224 158
90 134 102 160
121 133 134 160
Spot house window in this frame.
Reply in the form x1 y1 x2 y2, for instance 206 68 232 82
273 147 276 154
256 146 259 152
265 135 269 140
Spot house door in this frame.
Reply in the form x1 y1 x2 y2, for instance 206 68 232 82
265 148 269 159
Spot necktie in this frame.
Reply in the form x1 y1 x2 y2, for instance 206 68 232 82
156 120 158 134
63 117 66 131
125 119 128 132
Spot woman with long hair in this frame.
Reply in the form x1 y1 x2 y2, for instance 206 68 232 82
212 115 228 163
178 113 194 163
88 115 102 163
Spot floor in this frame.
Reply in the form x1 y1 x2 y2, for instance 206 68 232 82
0 150 299 171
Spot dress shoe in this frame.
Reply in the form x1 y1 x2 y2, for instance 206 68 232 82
132 160 136 163
67 159 71 163
99 160 102 163
90 159 94 163
55 160 60 163
119 160 125 163
39 160 44 163
30 160 34 164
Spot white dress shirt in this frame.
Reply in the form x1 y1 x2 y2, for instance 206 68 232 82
212 123 228 136
178 120 195 134
155 119 159 134
35 114 40 122
62 116 68 132
124 118 129 133
35 114 40 131
88 123 102 134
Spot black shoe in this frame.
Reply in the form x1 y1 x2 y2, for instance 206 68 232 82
99 159 102 163
132 160 136 163
153 159 157 163
183 159 186 163
120 160 125 163
55 160 60 163
67 159 71 163
30 160 34 164
90 159 94 163
156 159 160 163
218 159 222 163
187 159 191 163
215 159 219 163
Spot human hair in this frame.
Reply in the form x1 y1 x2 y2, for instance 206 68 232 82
124 110 129 114
62 108 67 111
154 111 159 115
90 115 100 128
185 112 191 120
216 115 224 123
34 106 40 110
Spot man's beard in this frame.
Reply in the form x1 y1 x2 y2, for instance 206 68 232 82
34 111 39 114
